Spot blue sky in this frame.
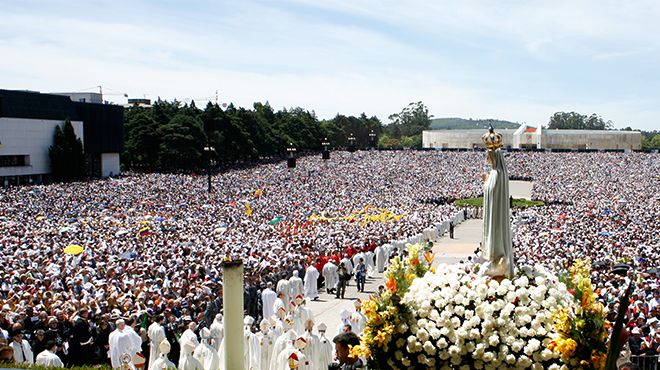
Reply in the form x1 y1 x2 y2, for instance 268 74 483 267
1 0 659 130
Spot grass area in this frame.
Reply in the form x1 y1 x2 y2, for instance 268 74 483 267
454 197 545 208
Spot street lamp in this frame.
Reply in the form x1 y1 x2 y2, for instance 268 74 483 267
287 143 297 169
204 145 214 193
348 134 356 153
322 138 330 160
369 129 376 149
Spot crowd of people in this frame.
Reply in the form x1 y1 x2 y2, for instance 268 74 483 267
0 150 657 369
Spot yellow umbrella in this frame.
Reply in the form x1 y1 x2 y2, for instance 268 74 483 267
36 216 46 221
63 245 84 255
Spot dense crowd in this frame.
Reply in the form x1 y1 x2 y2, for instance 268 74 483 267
0 150 657 369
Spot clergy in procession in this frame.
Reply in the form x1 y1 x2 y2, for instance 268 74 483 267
270 316 296 369
108 319 142 370
316 324 334 370
374 245 387 273
193 328 219 370
261 282 277 321
179 322 199 350
149 340 176 370
288 271 304 308
300 320 320 370
244 316 261 370
340 255 354 276
350 300 366 336
291 296 313 336
147 315 166 370
276 279 291 312
258 319 276 370
322 260 338 294
35 340 64 367
303 265 319 301
363 249 375 278
270 330 297 370
208 314 223 353
178 340 203 370
272 307 288 337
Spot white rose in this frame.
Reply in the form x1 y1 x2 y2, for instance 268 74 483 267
423 340 436 355
482 351 495 362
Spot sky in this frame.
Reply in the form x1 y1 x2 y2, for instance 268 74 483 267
1 0 659 130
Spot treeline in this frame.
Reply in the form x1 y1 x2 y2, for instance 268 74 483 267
122 100 383 171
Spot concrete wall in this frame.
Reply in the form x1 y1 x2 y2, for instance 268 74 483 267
423 129 515 149
101 153 120 177
0 117 84 177
541 130 641 150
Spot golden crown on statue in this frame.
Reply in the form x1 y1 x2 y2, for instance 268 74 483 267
482 124 503 150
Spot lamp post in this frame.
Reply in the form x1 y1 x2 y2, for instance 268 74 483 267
348 134 356 153
369 129 376 149
287 143 297 169
204 145 214 193
322 138 330 160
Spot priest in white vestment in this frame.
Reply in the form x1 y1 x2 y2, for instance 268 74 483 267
193 328 219 370
350 300 366 335
374 246 387 273
322 260 338 294
340 256 353 276
261 282 277 321
244 316 261 370
35 341 64 367
276 279 291 312
147 316 166 370
258 319 276 370
316 324 333 370
178 340 203 370
303 265 319 300
300 320 320 370
288 271 304 307
363 250 375 277
270 317 296 370
149 340 176 370
208 314 223 353
108 319 142 369
291 296 313 336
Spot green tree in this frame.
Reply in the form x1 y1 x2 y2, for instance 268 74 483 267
548 112 612 130
157 114 206 170
124 112 161 169
49 119 85 181
384 102 431 148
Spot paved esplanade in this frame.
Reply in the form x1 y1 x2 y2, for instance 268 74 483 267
306 180 533 334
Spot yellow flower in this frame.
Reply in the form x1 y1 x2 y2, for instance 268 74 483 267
557 338 577 357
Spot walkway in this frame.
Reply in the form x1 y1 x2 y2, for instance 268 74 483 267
308 180 534 333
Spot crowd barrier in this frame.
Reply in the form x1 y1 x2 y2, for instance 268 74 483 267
630 355 660 370
386 208 477 254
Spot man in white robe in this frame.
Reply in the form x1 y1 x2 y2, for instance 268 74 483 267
363 249 375 278
178 340 203 370
149 340 176 370
272 291 286 320
35 341 63 367
276 279 291 312
261 282 277 321
258 319 276 370
270 330 296 370
193 328 219 370
9 330 33 364
303 265 319 300
340 255 353 276
244 316 261 370
335 310 352 337
288 271 304 307
208 314 223 353
270 316 296 370
322 260 338 294
108 319 142 369
351 251 365 273
375 245 387 273
350 300 366 335
291 296 313 336
301 320 320 370
179 322 199 350
316 324 333 370
147 316 166 370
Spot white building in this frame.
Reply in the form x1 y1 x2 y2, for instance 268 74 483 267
0 89 124 186
423 124 642 150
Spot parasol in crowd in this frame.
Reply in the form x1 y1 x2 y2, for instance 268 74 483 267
63 245 84 255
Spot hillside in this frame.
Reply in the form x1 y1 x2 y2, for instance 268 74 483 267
430 117 521 130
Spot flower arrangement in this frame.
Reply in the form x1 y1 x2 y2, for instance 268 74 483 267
550 259 609 369
349 243 432 365
353 245 609 369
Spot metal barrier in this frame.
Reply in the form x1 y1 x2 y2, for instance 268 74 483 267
630 355 660 370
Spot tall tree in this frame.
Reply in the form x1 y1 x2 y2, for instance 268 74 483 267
548 112 612 130
49 119 85 181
